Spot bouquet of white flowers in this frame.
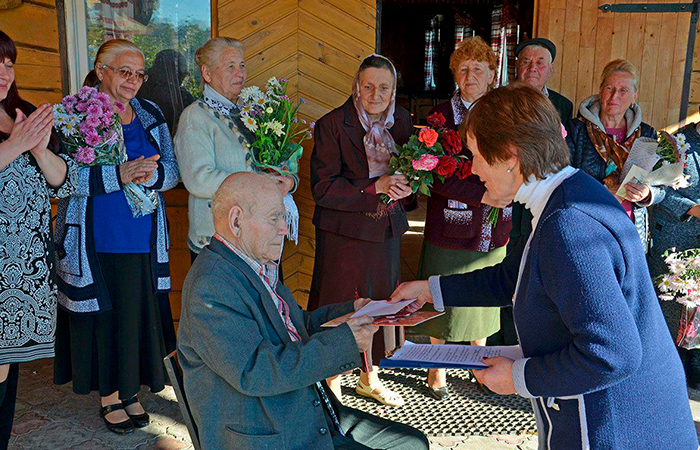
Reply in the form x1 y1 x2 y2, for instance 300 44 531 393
658 248 700 349
238 78 313 244
239 77 312 176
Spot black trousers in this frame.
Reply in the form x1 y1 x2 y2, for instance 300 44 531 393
332 405 429 450
0 364 19 450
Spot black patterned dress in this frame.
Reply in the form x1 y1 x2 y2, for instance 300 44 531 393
0 138 77 365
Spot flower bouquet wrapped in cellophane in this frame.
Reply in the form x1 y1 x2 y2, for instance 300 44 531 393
382 112 469 204
53 86 158 218
617 131 691 199
239 78 312 176
239 78 314 244
657 248 700 349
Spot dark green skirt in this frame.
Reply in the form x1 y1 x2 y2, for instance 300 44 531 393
412 241 505 341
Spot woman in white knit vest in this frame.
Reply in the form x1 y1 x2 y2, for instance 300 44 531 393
174 37 295 262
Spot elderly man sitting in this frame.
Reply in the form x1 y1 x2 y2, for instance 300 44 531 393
177 172 429 450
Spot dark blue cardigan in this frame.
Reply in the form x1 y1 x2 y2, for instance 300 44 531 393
441 171 697 449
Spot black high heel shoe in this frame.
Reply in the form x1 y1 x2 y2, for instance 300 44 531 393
122 396 150 428
100 403 134 434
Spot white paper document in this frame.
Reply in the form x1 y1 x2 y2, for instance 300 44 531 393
350 299 417 318
388 341 523 368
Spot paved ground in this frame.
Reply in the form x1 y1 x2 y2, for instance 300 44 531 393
8 358 540 450
10 358 700 450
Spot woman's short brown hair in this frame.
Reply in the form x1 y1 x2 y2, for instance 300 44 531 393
449 36 498 80
463 82 570 180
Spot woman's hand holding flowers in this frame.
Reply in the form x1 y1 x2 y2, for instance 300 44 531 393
375 173 411 201
271 175 295 194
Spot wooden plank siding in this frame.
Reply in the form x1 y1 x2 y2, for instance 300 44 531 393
213 0 375 308
0 1 63 105
536 0 694 131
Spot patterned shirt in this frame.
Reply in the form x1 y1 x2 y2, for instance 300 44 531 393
213 234 301 341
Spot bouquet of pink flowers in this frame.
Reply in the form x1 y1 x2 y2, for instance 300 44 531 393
382 112 467 203
53 86 158 217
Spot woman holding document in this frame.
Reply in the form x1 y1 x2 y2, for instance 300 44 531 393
567 59 658 252
391 83 698 450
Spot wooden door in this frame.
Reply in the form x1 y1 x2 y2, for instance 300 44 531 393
213 0 376 308
535 0 697 131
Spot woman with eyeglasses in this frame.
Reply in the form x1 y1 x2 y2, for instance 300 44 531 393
53 39 180 435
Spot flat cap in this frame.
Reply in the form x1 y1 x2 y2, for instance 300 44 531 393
515 38 556 61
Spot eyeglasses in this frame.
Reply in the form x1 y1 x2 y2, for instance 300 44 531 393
102 64 149 82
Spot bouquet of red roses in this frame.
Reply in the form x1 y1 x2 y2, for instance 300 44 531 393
381 112 469 203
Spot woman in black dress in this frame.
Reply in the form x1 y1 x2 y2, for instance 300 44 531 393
0 31 76 449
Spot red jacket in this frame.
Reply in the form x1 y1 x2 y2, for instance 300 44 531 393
310 98 413 243
423 101 511 251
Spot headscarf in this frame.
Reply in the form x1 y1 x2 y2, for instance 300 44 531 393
352 54 398 178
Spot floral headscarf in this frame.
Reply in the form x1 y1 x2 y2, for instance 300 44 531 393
352 54 398 178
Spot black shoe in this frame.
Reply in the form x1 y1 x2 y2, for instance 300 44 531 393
100 403 134 434
426 385 450 400
122 396 150 428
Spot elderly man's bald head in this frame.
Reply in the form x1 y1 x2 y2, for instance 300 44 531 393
212 172 280 230
212 173 288 263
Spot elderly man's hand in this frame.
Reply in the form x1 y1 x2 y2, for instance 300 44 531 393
472 357 516 395
347 315 378 353
353 298 372 311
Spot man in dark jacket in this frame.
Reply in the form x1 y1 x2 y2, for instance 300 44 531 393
177 172 429 450
487 38 575 345
515 37 573 125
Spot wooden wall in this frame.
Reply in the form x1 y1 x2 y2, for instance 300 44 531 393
0 0 63 105
535 0 693 131
215 0 376 308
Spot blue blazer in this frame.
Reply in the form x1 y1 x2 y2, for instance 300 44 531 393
440 171 697 449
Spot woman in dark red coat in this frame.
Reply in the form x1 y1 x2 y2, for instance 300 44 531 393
309 55 413 406
412 37 512 400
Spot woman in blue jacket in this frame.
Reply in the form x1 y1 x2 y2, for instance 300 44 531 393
392 83 698 449
53 39 180 435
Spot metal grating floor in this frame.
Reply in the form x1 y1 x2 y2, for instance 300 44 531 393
340 367 537 437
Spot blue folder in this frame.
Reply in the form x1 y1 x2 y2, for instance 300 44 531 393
379 359 486 370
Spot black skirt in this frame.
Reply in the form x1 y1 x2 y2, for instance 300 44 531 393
54 253 167 399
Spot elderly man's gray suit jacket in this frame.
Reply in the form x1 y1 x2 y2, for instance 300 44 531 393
177 239 362 450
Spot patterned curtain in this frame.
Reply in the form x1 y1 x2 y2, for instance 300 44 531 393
424 16 440 91
454 14 474 49
490 2 520 87
89 0 157 38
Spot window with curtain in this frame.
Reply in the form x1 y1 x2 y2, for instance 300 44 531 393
490 1 520 87
77 0 211 135
424 15 441 91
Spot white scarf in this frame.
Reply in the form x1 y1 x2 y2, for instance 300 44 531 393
514 166 578 231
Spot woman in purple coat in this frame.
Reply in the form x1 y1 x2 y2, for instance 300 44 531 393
309 55 413 406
